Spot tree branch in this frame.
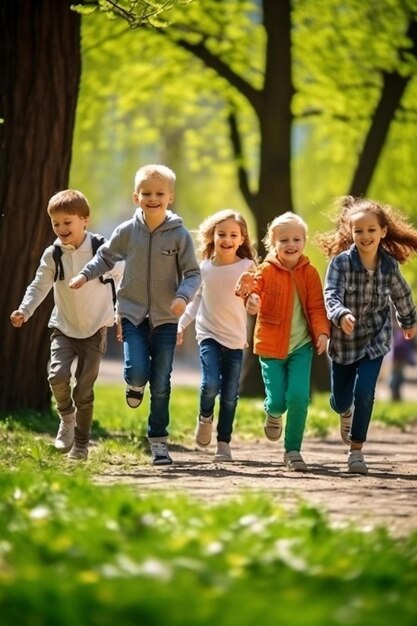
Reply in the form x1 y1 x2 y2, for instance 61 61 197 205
162 34 263 113
227 108 255 209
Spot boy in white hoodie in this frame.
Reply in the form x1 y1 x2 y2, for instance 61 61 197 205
10 189 122 460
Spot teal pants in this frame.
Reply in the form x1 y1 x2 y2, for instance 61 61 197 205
259 342 313 452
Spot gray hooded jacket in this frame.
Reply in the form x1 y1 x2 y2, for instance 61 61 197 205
80 210 201 328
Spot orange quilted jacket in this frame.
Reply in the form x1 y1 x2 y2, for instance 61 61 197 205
251 254 329 359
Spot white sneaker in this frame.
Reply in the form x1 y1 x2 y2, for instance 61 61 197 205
340 410 352 445
54 414 75 452
348 450 368 474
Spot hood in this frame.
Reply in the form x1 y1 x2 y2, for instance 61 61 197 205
134 209 184 231
264 252 310 271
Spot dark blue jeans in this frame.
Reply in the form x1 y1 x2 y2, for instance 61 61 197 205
121 318 177 439
330 355 383 443
199 338 243 443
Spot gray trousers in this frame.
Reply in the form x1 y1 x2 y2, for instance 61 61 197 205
48 327 107 445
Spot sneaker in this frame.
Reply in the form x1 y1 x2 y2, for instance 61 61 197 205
195 415 213 448
264 414 282 441
150 442 173 466
68 444 89 461
126 385 144 409
214 441 233 462
340 410 352 445
347 450 368 475
54 414 75 452
284 451 308 472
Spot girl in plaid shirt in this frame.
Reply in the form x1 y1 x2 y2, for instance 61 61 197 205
317 196 417 475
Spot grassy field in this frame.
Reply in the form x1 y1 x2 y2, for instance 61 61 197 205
1 385 417 625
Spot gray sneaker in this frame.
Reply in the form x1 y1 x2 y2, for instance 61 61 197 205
68 444 88 461
150 442 173 466
284 451 308 472
214 441 233 462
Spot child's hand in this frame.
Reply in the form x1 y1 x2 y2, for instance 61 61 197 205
246 293 260 315
235 270 256 298
10 310 25 327
316 334 328 355
402 325 417 341
176 330 184 346
340 313 356 335
170 298 186 316
69 274 87 289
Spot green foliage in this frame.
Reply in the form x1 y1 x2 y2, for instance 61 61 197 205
0 467 417 624
2 387 417 623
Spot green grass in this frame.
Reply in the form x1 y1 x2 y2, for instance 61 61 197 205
1 385 417 625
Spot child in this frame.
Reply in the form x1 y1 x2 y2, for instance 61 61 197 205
177 209 257 462
10 189 122 460
69 164 201 466
237 212 329 472
316 196 417 474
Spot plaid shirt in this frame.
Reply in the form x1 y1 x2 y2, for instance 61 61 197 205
324 245 417 365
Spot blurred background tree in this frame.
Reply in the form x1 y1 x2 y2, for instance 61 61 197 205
71 0 417 394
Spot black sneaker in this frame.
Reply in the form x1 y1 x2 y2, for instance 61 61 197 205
126 386 144 408
150 442 173 466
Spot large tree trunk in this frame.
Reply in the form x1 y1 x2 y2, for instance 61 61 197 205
0 0 81 411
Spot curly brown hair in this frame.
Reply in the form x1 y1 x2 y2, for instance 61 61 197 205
196 209 257 262
315 196 417 263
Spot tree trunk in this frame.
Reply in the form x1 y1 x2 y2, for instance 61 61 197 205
0 0 81 411
349 19 417 196
240 0 296 397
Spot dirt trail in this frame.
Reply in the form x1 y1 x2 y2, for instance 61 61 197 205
94 424 417 537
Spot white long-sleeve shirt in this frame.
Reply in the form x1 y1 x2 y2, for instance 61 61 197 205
18 232 124 339
178 257 255 350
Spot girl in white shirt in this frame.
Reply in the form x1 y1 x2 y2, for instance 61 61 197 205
178 209 256 461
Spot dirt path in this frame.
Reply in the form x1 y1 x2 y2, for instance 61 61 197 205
95 424 417 537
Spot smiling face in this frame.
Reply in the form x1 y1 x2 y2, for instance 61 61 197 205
133 175 175 225
350 210 387 267
212 218 245 264
50 211 89 249
272 223 306 269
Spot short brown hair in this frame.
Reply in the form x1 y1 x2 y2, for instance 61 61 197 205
47 189 90 218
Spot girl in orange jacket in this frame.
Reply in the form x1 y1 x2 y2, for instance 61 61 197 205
237 212 329 472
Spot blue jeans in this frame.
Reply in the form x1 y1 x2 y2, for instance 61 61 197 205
121 318 177 439
260 342 313 452
330 355 383 443
199 338 243 443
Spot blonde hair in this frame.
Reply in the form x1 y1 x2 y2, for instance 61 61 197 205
315 196 417 263
262 212 308 253
47 189 90 218
197 209 256 261
134 164 176 192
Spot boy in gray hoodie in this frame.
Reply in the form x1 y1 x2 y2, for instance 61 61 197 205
70 164 201 465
